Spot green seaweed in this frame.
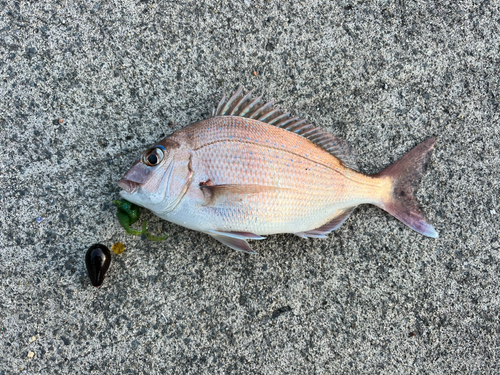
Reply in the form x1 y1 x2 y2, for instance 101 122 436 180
112 199 167 241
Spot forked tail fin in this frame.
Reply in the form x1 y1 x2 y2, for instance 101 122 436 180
375 138 438 238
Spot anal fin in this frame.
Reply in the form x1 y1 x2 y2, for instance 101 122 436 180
294 208 355 239
206 230 265 254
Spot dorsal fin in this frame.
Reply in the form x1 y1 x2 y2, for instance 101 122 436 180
212 87 357 170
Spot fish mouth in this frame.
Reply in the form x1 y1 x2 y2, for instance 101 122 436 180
118 178 138 194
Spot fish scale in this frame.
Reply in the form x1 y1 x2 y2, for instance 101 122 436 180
187 116 374 234
118 87 438 253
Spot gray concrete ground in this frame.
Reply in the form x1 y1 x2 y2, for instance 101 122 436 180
0 1 499 374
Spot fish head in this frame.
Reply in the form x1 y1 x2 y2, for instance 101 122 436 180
118 138 189 214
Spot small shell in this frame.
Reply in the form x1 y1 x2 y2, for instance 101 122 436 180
111 242 125 254
85 244 111 287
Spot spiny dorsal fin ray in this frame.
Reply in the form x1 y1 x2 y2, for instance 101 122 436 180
213 86 357 170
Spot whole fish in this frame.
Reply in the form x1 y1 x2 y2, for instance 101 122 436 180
118 87 438 253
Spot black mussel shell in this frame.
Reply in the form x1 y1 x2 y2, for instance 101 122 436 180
85 244 111 287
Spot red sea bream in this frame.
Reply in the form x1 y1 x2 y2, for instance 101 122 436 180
118 87 438 253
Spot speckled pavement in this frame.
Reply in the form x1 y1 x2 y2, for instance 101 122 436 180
1 1 499 374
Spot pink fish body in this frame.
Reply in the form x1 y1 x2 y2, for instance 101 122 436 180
119 88 438 253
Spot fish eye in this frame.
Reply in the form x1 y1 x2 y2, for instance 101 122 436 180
148 154 158 165
143 147 164 166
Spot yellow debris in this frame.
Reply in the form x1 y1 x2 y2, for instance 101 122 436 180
112 242 125 255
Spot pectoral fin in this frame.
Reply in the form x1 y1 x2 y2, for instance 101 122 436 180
206 230 266 254
200 184 292 207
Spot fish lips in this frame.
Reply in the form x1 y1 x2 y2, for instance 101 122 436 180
118 161 152 194
118 178 138 194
